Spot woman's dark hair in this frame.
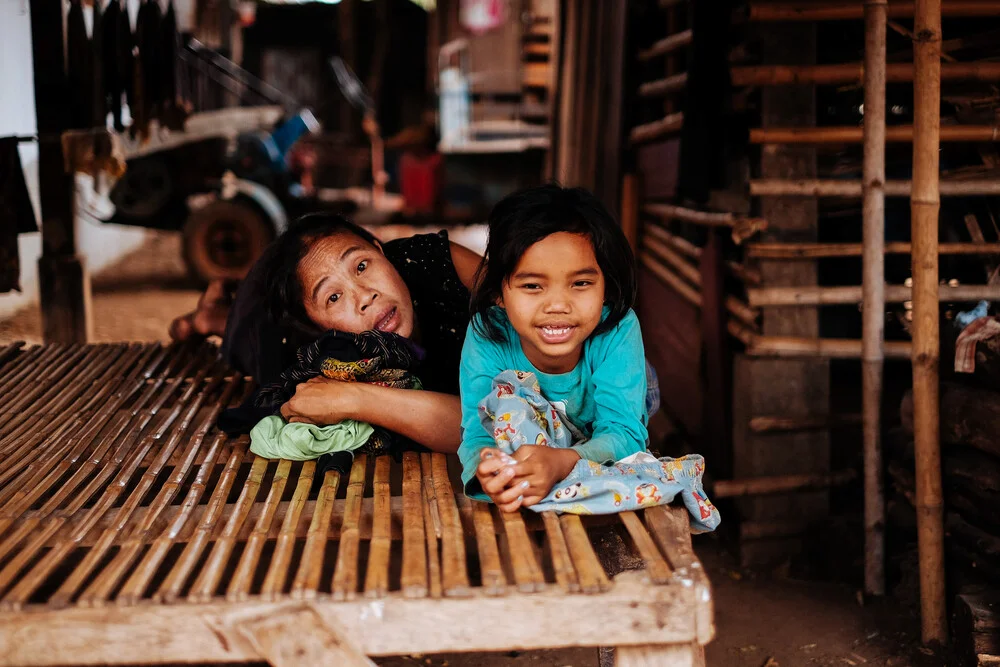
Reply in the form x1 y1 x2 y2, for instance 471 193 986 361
260 212 381 336
470 183 637 342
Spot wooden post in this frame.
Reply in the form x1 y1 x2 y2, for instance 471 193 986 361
862 0 888 597
911 0 947 645
30 0 90 343
621 174 640 255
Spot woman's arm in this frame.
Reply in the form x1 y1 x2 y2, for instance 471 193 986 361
449 241 482 291
280 379 461 453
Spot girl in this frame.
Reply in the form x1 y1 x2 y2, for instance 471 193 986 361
460 185 720 531
459 184 649 511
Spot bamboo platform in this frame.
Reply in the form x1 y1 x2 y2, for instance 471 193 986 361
0 342 713 667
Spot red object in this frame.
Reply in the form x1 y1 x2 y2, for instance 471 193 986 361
399 151 443 215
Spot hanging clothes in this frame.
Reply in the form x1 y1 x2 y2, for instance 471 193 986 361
0 138 39 294
66 0 93 129
116 0 136 132
160 1 181 129
136 0 164 131
102 0 124 130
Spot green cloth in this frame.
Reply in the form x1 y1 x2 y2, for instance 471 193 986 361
249 415 374 461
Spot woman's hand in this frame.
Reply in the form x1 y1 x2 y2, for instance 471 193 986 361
280 377 361 425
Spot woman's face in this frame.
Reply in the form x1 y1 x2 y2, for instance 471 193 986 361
298 233 415 337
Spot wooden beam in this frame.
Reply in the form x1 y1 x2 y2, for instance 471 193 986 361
30 0 89 344
748 336 912 359
751 125 1000 144
637 30 693 62
750 178 1000 197
747 241 1000 258
712 470 857 498
644 203 767 243
639 73 689 98
0 581 701 665
749 413 862 433
748 283 1000 306
749 1 1000 21
629 113 684 145
911 0 947 644
732 61 1000 86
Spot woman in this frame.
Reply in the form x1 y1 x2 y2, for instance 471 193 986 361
171 213 481 453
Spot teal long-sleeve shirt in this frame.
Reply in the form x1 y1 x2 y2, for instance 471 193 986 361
458 307 649 500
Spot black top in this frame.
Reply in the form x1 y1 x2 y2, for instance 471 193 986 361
221 231 471 395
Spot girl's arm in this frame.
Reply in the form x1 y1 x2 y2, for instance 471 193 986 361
569 310 650 464
457 320 508 499
280 380 461 453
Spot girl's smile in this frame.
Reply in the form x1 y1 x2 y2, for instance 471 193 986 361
500 232 605 374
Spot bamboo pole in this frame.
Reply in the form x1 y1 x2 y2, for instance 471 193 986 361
749 1 1000 21
712 470 857 498
629 112 684 145
748 283 1000 306
750 178 1000 197
644 203 768 243
862 0 888 597
751 125 999 144
637 30 693 61
732 61 1000 86
911 0 947 644
749 336 912 359
638 73 689 98
747 241 1000 258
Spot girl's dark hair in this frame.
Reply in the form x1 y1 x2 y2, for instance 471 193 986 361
260 212 381 336
470 184 637 342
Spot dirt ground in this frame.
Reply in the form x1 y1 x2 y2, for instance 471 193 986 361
0 234 953 666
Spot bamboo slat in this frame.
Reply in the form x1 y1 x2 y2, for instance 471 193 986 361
363 455 393 598
637 30 693 61
749 413 862 433
540 512 579 593
750 178 1000 197
229 459 293 601
751 125 1000 144
431 454 471 597
332 455 368 601
647 224 762 285
420 453 443 599
747 283 1000 306
560 514 611 594
291 469 341 599
749 336 912 359
260 461 316 600
644 203 768 244
399 452 428 598
617 512 673 584
499 510 547 593
732 61 1000 86
629 113 684 145
747 241 1000 258
638 72 689 98
749 1 1000 21
712 470 858 498
472 502 508 595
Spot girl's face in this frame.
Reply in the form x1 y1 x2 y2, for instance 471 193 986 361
500 232 605 374
298 233 415 338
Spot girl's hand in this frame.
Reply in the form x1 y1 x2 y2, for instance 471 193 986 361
474 448 538 513
509 446 581 508
280 377 361 425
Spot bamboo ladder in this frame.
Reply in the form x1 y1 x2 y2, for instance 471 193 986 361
745 0 1000 640
0 341 714 666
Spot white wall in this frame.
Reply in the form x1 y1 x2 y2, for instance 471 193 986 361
0 0 149 319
